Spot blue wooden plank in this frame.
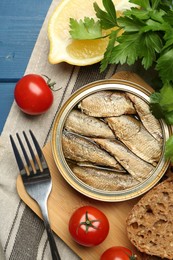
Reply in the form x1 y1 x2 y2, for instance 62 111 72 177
0 0 52 80
0 0 53 133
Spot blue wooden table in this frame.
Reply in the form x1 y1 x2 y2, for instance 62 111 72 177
0 0 52 133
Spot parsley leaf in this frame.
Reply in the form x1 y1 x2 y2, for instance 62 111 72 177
129 0 151 9
164 10 173 25
109 32 140 65
117 16 144 32
162 30 173 50
160 82 173 111
150 0 161 9
150 83 173 124
149 9 165 23
141 19 169 33
156 48 173 83
108 28 162 69
94 0 117 29
150 92 165 119
124 8 150 21
139 32 163 69
164 111 173 124
165 136 173 162
160 1 173 12
69 17 102 40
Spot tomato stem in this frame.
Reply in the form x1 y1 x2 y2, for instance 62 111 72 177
42 74 61 92
77 211 100 233
128 251 137 260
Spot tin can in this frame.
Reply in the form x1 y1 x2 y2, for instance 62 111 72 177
51 79 172 202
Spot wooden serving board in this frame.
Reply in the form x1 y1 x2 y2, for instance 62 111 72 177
16 72 155 259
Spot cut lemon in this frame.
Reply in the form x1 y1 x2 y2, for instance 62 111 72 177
48 0 135 66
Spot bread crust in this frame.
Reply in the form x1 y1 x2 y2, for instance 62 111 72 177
126 177 173 259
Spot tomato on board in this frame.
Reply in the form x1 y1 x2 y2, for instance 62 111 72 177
14 74 55 115
100 246 137 260
69 206 109 247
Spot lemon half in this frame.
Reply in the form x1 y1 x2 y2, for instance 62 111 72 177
48 0 135 66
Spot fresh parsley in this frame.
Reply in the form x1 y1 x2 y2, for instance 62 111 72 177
69 0 173 80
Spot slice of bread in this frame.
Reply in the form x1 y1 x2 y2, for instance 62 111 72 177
126 176 173 259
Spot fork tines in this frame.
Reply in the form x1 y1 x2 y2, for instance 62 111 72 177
10 131 61 260
10 130 48 177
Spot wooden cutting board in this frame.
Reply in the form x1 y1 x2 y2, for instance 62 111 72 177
16 72 156 259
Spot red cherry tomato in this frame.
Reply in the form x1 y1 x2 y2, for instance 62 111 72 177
100 246 136 260
14 74 54 115
69 206 109 247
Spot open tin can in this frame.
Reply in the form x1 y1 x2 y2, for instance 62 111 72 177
51 79 172 202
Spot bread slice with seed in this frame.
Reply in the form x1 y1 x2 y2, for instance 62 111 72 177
126 176 173 259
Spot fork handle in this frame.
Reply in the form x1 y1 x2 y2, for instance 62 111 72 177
40 204 61 260
44 221 61 260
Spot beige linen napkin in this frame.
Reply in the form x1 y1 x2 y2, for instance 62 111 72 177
0 0 155 259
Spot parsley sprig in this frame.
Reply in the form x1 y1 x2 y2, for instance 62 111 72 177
69 0 173 81
69 0 173 160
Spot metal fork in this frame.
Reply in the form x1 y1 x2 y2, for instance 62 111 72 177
10 130 61 260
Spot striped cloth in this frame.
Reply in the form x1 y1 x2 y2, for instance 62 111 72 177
0 0 157 259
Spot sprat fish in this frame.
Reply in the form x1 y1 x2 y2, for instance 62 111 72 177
62 130 124 171
78 91 135 117
127 93 163 143
106 115 162 166
93 138 154 182
64 109 115 138
69 164 139 191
